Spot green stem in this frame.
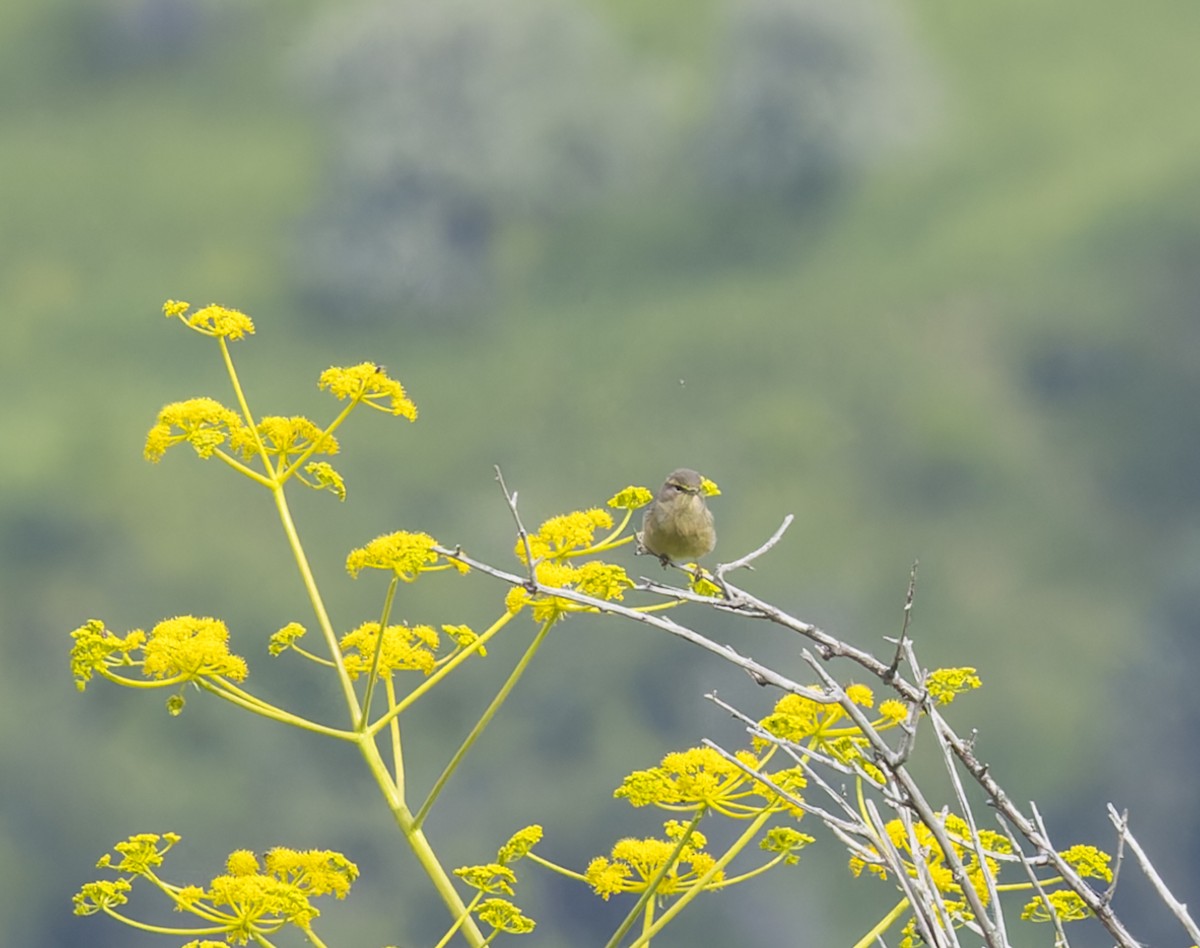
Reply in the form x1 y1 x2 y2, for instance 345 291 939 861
629 809 775 948
604 810 706 948
852 897 910 948
271 482 361 721
356 736 488 947
413 617 555 830
359 576 400 729
368 610 517 737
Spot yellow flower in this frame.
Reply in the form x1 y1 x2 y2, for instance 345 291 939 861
758 692 827 743
846 683 874 707
250 416 339 463
586 825 721 901
162 299 254 339
226 850 261 876
103 832 181 874
264 848 359 898
497 826 543 864
575 561 633 601
878 699 909 723
614 746 787 814
346 531 452 581
759 827 815 864
318 363 417 420
268 622 306 656
185 304 256 340
926 667 982 704
518 509 614 562
476 898 536 934
69 619 146 690
340 622 440 678
1059 844 1112 882
607 486 653 510
142 616 248 682
303 461 346 500
1022 890 1090 923
145 397 245 462
454 864 516 895
585 856 631 900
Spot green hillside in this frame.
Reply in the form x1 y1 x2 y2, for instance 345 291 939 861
3 0 1197 944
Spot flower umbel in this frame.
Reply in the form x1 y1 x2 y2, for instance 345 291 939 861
614 746 802 818
142 616 248 683
75 834 357 945
925 667 982 704
516 509 615 563
144 397 245 462
346 531 468 581
319 362 417 420
162 300 255 340
586 823 720 901
340 622 481 679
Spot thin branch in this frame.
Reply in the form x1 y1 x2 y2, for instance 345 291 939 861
885 560 919 680
994 811 1071 948
715 514 795 580
1106 803 1200 944
435 544 835 704
494 465 537 584
927 707 1007 944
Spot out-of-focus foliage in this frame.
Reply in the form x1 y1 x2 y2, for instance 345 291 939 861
698 0 929 208
5 0 1200 944
288 0 926 317
290 0 671 314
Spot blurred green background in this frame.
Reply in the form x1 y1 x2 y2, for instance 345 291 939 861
5 0 1200 944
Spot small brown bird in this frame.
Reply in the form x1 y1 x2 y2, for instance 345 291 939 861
640 468 716 566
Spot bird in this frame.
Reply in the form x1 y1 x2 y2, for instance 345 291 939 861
639 468 716 566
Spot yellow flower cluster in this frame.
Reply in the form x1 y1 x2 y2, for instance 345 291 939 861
144 397 245 462
504 559 634 622
339 622 482 679
757 686 908 775
253 416 339 464
851 813 1009 920
70 617 247 692
346 531 469 581
586 822 719 901
925 666 983 704
163 300 255 340
452 826 543 935
318 362 418 420
515 508 615 563
76 834 357 944
615 746 805 818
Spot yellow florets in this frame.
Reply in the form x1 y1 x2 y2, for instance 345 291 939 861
586 824 720 901
925 667 982 704
346 531 464 580
607 485 654 510
518 509 614 562
143 616 248 683
318 363 417 420
1059 844 1112 882
340 622 440 678
162 300 255 340
145 397 245 462
614 746 793 816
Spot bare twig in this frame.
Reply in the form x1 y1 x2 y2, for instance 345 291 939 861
434 544 835 705
885 561 919 680
715 514 795 581
493 465 537 584
994 811 1071 948
1106 803 1200 944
